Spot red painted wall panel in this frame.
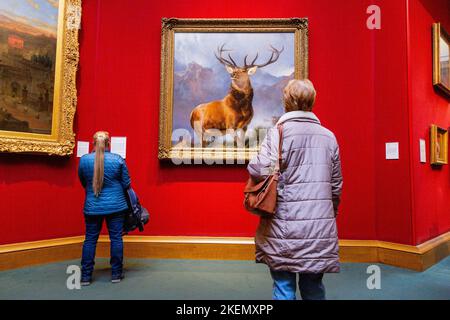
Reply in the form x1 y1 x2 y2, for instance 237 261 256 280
408 0 450 244
372 0 414 244
1 0 445 246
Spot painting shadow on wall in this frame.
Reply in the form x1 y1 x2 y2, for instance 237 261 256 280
0 153 73 187
157 161 249 184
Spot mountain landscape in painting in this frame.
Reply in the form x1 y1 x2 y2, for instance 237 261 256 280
171 33 295 147
173 60 294 137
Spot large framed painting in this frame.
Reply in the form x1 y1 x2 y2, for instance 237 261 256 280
0 0 81 155
159 18 308 164
432 23 450 98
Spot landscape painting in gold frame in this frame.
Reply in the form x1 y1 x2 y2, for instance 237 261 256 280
0 0 81 156
432 23 450 98
430 124 448 165
158 18 308 163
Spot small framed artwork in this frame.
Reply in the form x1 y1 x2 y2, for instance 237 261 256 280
432 23 450 97
158 18 308 163
430 124 448 165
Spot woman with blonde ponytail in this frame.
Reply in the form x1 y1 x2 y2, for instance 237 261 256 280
92 131 107 197
78 131 132 285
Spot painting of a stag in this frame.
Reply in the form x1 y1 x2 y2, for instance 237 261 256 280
158 19 309 162
172 32 295 148
190 44 283 146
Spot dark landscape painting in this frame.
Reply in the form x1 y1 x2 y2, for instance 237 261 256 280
0 0 59 135
172 32 295 147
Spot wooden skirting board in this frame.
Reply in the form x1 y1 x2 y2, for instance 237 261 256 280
0 232 449 272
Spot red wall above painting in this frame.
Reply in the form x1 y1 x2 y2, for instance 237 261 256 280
0 0 448 246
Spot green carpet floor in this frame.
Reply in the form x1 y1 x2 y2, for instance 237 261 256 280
0 257 449 300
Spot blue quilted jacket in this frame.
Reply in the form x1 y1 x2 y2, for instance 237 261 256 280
78 151 131 215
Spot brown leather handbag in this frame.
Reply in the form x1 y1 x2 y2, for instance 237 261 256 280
243 124 283 217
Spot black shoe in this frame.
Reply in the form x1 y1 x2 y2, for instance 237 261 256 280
81 277 91 286
111 273 124 283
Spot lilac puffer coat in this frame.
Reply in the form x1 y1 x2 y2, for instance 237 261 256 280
247 111 343 273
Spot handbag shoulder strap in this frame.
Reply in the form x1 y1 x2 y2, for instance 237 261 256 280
274 124 283 172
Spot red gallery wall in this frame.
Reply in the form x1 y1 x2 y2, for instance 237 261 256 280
408 0 450 244
0 0 447 246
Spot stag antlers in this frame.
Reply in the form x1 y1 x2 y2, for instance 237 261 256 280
215 44 284 70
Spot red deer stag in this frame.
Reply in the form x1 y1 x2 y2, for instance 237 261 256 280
190 44 283 146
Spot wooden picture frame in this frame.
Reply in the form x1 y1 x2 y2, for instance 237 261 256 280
0 0 81 156
158 18 309 163
430 124 448 165
432 23 450 98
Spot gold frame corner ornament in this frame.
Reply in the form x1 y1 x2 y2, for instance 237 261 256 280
0 0 81 156
432 23 450 98
158 18 309 162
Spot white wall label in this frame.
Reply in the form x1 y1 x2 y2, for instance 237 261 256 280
76 141 89 158
385 142 399 160
111 136 127 159
419 139 426 163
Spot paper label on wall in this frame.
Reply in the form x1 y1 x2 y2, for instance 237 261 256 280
419 139 426 163
385 142 399 160
76 141 89 158
111 137 127 159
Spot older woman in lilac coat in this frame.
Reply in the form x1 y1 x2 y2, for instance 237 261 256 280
247 79 343 300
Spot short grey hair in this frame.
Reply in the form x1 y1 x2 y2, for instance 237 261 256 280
283 79 317 112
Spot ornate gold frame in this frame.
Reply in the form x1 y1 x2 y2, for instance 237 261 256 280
159 18 309 162
430 124 448 165
432 23 450 97
0 0 81 156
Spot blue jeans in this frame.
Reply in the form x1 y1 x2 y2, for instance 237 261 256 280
270 270 326 300
81 212 124 279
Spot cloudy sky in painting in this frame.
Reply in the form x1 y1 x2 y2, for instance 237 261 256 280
174 32 294 77
0 0 59 36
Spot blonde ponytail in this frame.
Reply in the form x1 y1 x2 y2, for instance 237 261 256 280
92 131 110 197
